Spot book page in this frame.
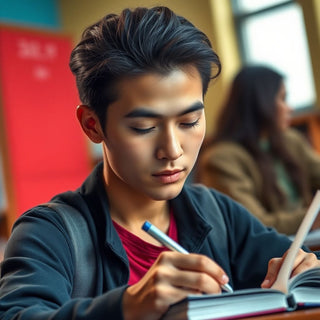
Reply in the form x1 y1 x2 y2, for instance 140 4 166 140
271 190 320 293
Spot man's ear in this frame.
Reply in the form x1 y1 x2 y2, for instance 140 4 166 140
76 105 104 143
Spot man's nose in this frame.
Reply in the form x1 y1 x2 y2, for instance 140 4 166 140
156 126 183 160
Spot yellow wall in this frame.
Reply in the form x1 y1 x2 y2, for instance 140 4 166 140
299 0 320 109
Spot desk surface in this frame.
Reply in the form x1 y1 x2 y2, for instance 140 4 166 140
241 307 320 320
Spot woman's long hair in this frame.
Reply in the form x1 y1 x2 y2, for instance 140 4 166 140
205 65 309 209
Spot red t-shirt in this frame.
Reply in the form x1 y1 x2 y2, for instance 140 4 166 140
113 212 178 285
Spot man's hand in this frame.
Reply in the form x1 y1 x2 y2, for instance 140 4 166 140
122 251 229 320
261 249 320 288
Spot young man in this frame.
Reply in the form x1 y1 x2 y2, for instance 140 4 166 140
0 6 319 320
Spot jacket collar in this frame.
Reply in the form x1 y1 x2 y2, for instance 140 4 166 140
170 185 213 253
78 162 128 262
79 163 212 259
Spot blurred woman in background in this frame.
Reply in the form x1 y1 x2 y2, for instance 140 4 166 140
197 65 320 235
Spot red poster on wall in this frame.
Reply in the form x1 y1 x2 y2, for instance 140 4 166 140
0 26 91 218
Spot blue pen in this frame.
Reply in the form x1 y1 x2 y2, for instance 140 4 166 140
142 220 233 293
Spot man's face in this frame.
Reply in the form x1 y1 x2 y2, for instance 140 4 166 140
101 65 206 201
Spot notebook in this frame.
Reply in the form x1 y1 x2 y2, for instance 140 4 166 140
162 191 320 320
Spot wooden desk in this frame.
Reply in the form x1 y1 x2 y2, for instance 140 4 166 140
241 307 320 320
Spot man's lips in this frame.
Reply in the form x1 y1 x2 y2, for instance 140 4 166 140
153 169 184 184
153 169 183 176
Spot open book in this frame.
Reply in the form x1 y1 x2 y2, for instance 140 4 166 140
162 190 320 320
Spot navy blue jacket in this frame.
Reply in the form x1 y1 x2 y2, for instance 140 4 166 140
0 163 295 319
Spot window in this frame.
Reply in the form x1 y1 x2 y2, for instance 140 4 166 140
232 0 316 112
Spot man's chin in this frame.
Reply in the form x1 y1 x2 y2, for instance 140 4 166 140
152 182 185 201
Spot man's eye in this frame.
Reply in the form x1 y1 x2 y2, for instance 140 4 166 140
130 127 155 134
180 119 200 128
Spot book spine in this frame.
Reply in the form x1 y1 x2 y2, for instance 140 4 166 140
286 293 297 311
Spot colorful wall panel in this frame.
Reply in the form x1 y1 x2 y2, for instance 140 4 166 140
0 26 91 230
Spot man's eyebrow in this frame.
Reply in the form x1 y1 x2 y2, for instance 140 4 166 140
124 102 204 118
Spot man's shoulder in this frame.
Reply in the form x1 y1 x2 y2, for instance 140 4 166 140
181 183 257 222
182 183 233 199
14 190 86 231
181 183 240 213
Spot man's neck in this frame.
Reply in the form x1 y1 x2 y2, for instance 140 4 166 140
103 162 170 240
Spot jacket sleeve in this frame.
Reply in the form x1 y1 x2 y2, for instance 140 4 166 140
212 190 294 290
0 208 126 320
197 143 306 235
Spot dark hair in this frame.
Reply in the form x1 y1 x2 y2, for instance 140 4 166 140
214 65 284 142
69 6 221 129
206 65 309 209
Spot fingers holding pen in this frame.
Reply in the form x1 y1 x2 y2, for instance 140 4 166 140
140 222 232 294
123 251 230 320
155 251 229 293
